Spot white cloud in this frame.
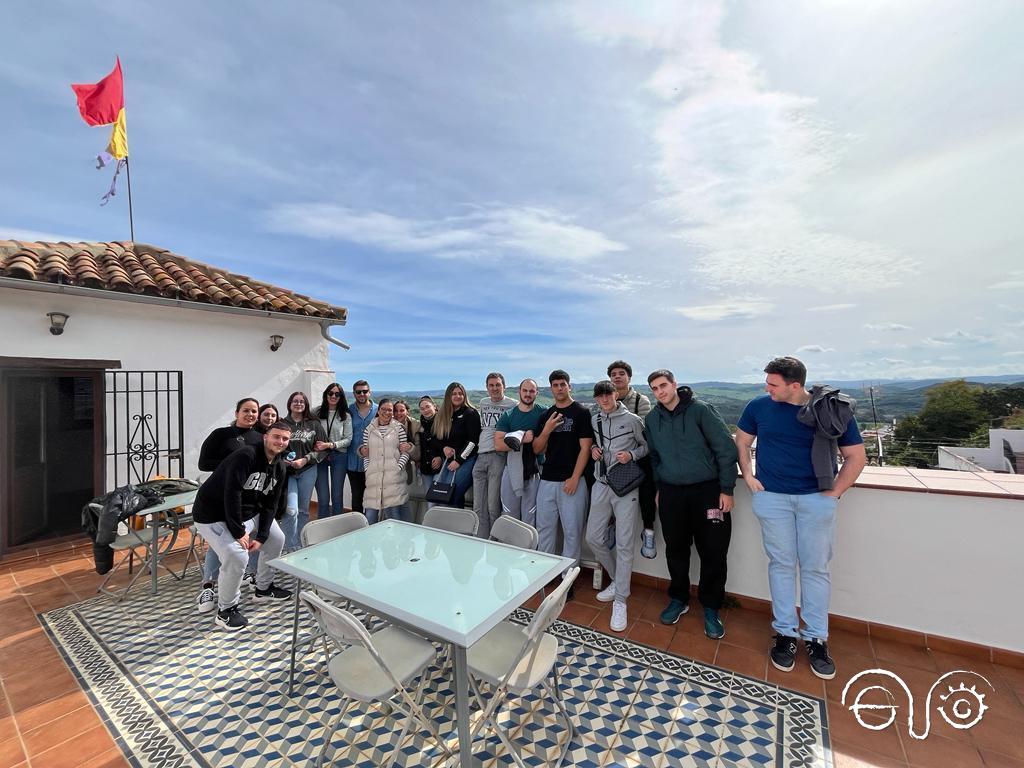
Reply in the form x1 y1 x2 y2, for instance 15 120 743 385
0 226 84 243
808 303 858 312
675 299 773 321
563 1 914 289
1002 351 1024 358
264 203 627 263
796 344 835 354
881 357 909 365
922 329 991 347
864 323 912 332
989 270 1024 290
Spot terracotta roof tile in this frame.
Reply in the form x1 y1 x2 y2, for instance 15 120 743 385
0 240 348 322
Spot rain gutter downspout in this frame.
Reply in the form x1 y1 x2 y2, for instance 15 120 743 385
319 319 351 350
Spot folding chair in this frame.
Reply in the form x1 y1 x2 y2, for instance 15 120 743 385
467 567 580 768
288 511 371 695
489 516 539 550
422 505 479 536
300 591 453 768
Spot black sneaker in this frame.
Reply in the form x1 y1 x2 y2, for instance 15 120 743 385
805 639 836 680
242 570 256 586
215 604 248 631
253 583 292 601
770 634 798 672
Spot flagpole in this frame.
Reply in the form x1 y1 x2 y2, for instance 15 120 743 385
124 158 135 242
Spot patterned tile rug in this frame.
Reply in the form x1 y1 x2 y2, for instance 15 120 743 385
40 575 830 767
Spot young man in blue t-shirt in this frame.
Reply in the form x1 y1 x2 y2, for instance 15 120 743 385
735 356 866 680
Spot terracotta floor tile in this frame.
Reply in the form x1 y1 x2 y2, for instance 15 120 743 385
0 735 26 767
872 638 939 673
975 748 1024 768
827 706 907 763
31 723 116 768
831 739 908 767
22 703 102 756
0 703 17 744
10 566 59 588
3 665 79 714
828 628 874 658
824 652 878 704
994 664 1024 697
14 690 90 734
968 709 1024 761
902 732 985 768
79 745 131 768
765 660 826 699
624 619 675 651
665 629 717 664
637 594 670 624
24 588 79 613
715 613 771 653
713 642 767 680
558 601 600 627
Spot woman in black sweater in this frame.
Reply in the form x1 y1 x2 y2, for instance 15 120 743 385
197 398 263 471
432 382 481 508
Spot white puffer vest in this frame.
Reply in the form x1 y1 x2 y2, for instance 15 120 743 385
363 419 410 510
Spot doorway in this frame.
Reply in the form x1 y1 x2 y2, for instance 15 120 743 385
0 365 105 554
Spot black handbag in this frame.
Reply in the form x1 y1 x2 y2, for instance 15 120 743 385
598 417 645 497
425 464 457 504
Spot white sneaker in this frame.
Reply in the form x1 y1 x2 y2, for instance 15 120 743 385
196 586 217 614
596 583 617 602
610 600 628 632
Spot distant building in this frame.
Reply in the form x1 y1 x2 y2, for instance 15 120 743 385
938 428 1024 473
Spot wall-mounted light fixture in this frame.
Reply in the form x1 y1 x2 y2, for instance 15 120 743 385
47 311 70 336
270 334 284 352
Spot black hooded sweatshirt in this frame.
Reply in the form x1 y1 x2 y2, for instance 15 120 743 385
193 446 287 542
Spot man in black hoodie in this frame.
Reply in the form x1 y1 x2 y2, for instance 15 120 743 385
193 420 293 630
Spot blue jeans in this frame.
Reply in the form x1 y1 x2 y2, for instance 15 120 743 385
315 451 347 518
750 490 838 641
450 455 476 507
365 505 411 524
283 467 318 550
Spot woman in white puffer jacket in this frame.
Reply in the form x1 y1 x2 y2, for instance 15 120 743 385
357 399 413 524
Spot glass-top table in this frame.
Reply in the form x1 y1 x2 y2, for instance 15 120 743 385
268 520 572 767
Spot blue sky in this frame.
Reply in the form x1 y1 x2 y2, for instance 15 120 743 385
3 0 1023 390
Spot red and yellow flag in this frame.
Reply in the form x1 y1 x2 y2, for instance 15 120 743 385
71 58 128 160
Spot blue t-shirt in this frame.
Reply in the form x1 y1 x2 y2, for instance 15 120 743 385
737 395 862 494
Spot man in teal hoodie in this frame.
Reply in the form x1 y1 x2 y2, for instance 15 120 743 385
645 369 739 639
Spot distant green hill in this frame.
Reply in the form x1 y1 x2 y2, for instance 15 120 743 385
379 375 1024 428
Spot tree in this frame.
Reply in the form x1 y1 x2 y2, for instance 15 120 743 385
887 381 987 467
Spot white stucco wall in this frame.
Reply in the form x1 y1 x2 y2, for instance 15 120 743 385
632 482 1024 652
1 287 336 483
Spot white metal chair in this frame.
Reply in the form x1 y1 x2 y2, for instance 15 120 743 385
300 591 453 768
489 516 539 550
466 567 580 768
289 512 371 692
422 505 479 537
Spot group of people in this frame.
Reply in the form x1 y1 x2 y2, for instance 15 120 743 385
188 355 866 681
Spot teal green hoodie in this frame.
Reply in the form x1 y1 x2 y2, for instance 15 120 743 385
644 386 739 492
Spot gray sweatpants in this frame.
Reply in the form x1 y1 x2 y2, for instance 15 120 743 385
536 479 589 567
194 517 285 611
585 482 639 601
472 451 506 538
500 468 540 527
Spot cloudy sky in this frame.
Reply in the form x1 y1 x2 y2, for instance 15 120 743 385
2 0 1022 389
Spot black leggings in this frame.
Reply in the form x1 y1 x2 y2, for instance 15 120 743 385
346 470 367 513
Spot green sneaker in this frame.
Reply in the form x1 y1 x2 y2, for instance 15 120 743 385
659 598 689 625
703 607 725 639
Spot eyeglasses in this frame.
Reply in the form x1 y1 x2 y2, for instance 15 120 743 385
327 391 341 397
354 389 369 395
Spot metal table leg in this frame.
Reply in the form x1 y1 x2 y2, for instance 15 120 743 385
150 517 160 594
452 644 478 768
288 580 301 696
